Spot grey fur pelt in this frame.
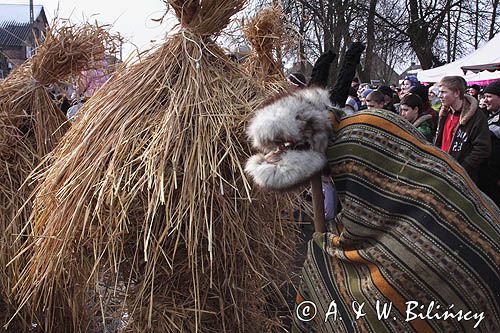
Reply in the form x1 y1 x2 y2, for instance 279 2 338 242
247 87 332 153
245 87 332 190
245 151 327 190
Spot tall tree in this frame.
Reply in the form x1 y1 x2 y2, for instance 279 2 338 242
359 0 378 82
489 0 499 39
249 0 499 81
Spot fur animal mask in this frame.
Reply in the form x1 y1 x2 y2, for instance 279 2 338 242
245 87 332 190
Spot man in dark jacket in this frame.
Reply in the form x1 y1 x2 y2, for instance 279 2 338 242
377 85 397 113
478 80 500 206
434 76 491 182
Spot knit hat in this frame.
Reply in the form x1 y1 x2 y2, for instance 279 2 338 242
361 88 373 98
288 72 307 88
483 81 500 97
468 84 480 92
429 86 440 96
404 75 419 87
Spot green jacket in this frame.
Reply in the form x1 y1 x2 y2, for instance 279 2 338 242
413 114 435 142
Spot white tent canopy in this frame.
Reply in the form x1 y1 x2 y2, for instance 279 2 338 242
417 34 500 84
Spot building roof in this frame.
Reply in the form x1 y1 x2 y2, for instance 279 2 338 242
0 21 32 46
399 62 422 81
0 4 44 24
0 4 45 46
370 53 399 84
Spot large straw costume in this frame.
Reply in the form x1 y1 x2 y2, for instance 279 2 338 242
0 24 114 329
245 48 500 332
14 1 295 331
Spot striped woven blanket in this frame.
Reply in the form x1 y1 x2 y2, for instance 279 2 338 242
293 109 500 333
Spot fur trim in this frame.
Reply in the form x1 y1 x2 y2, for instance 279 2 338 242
413 114 433 128
245 150 327 190
438 95 479 125
247 87 332 153
459 95 479 125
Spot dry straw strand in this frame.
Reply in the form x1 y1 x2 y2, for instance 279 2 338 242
13 1 297 332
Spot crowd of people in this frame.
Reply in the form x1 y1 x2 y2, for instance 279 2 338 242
287 70 500 209
272 49 500 330
48 64 112 122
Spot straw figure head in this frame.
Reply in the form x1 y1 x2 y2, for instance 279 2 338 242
31 24 115 86
0 22 118 330
243 6 288 84
13 1 296 332
0 22 117 156
170 0 246 36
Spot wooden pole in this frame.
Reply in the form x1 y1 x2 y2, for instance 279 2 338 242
310 173 327 233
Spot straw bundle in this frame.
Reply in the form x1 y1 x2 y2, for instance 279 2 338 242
14 1 296 332
243 6 287 84
0 23 117 330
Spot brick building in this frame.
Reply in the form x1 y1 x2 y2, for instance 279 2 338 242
0 3 48 77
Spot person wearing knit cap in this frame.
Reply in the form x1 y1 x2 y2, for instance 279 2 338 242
434 76 491 182
484 80 500 100
467 84 481 100
377 85 397 113
401 75 419 95
359 88 373 110
428 85 441 112
478 80 500 206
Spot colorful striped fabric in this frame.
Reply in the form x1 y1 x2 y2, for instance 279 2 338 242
293 109 500 333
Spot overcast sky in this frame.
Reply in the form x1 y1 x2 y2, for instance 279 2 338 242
3 0 176 59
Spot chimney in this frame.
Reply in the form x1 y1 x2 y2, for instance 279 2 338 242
30 0 34 25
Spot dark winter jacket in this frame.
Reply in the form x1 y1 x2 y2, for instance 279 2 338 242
434 95 491 182
478 110 500 207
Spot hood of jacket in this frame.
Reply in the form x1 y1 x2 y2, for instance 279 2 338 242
439 95 479 126
413 113 433 128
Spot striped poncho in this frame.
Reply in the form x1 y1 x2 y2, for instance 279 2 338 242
293 109 500 333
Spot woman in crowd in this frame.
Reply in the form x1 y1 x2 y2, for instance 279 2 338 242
400 75 419 96
428 85 441 112
467 84 481 99
409 84 439 128
400 93 435 142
